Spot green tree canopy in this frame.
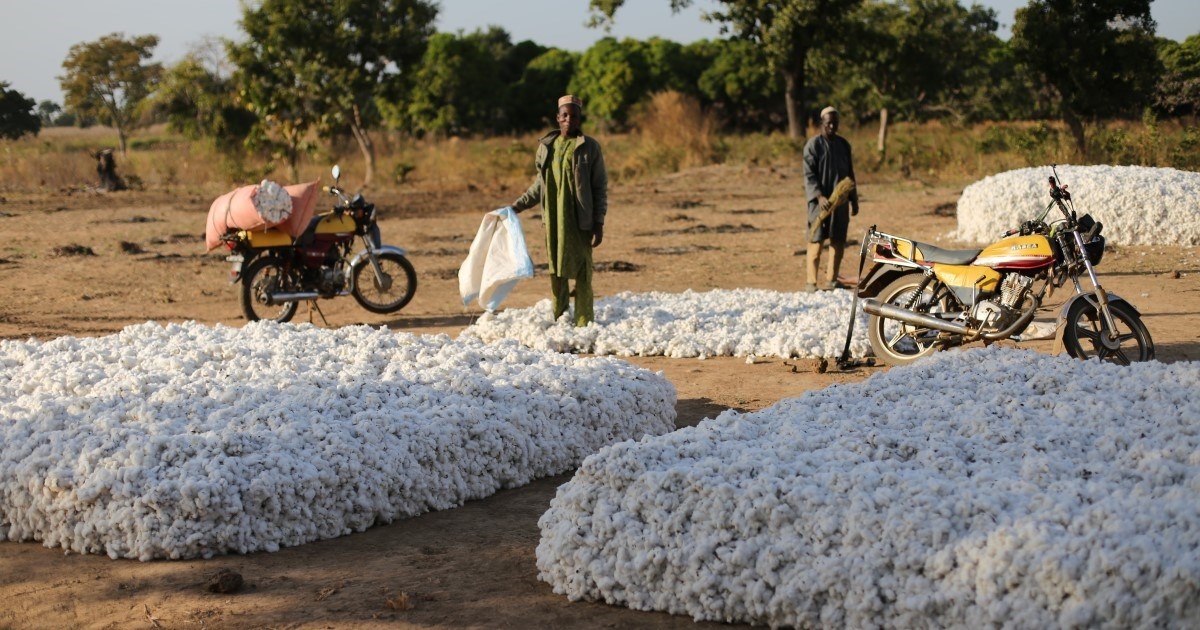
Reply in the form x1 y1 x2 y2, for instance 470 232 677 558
570 37 650 129
590 0 862 138
404 30 507 135
691 38 782 129
0 83 41 140
510 48 578 131
1156 34 1200 117
230 0 437 185
152 52 254 150
59 33 162 154
1011 0 1159 155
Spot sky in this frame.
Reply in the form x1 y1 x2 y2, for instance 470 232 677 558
2 0 1197 105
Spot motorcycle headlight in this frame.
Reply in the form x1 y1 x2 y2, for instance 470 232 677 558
1085 235 1105 266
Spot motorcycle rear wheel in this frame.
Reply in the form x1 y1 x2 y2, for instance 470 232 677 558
240 256 300 323
352 252 417 314
1061 299 1154 364
868 274 955 366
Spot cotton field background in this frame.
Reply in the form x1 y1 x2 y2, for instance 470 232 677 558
537 348 1200 628
0 322 676 560
954 165 1200 246
462 288 872 360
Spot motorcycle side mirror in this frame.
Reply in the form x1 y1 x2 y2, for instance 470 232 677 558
332 165 341 184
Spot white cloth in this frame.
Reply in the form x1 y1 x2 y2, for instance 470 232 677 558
459 207 534 310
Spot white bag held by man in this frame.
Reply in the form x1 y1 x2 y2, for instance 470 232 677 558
459 207 534 310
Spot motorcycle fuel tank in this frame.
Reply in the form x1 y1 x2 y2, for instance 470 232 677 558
315 213 356 235
974 234 1055 270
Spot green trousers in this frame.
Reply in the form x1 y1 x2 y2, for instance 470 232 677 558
550 268 593 327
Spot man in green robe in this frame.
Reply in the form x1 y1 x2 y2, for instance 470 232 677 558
512 95 608 326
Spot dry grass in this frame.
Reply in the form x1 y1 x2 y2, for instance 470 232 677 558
3 113 1196 196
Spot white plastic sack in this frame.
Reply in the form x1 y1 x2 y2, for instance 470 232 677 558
459 207 535 310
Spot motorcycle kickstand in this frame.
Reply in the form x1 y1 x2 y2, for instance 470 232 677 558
307 300 330 327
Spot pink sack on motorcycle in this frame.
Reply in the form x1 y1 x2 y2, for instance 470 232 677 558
277 180 321 239
204 180 320 251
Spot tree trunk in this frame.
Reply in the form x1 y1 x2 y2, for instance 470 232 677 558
349 104 376 189
1063 108 1087 159
117 127 128 156
782 61 807 140
877 107 889 167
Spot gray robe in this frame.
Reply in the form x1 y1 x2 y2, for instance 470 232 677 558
803 134 858 243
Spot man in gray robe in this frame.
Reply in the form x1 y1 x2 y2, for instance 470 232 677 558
803 106 859 291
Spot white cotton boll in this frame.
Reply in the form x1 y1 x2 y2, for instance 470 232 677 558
462 288 870 360
955 165 1200 246
537 347 1200 628
0 321 676 560
252 179 293 224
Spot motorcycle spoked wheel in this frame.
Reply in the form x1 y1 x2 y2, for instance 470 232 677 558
867 274 957 366
1061 299 1155 364
240 256 300 323
352 252 417 314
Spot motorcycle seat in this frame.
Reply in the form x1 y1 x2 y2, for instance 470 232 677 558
910 241 980 265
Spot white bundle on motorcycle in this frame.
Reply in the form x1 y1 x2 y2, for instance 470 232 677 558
459 207 535 310
204 179 322 251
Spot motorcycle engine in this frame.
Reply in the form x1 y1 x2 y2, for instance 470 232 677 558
969 274 1033 329
315 265 346 297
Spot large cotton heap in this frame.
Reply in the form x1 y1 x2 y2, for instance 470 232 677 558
954 165 1200 246
0 321 676 561
537 348 1200 628
462 289 870 359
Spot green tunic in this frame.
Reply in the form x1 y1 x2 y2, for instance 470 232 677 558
546 135 592 279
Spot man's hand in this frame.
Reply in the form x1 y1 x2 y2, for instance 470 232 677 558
818 195 830 212
591 223 604 248
851 201 859 216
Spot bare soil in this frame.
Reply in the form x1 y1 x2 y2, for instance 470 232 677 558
1 164 1198 629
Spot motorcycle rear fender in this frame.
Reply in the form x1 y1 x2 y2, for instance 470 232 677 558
1050 292 1138 355
856 263 914 298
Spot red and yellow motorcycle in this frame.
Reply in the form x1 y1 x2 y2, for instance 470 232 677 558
222 165 417 323
854 167 1153 365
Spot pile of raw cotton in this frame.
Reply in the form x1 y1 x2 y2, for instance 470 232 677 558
537 348 1200 628
954 165 1200 246
462 288 870 359
0 321 675 561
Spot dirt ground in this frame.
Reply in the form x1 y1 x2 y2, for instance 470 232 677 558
1 164 1198 629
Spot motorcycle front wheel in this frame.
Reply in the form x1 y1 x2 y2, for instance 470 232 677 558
352 252 417 313
240 256 300 323
1061 299 1154 364
867 274 956 366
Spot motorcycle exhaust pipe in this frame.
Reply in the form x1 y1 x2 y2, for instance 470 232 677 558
267 291 320 304
267 290 352 304
863 297 1041 342
862 299 970 335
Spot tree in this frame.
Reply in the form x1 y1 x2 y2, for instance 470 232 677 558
509 48 578 131
0 83 41 140
36 100 62 126
230 0 437 186
404 30 506 135
1156 34 1200 118
589 0 862 138
1011 0 1159 156
692 38 783 130
59 33 162 155
810 0 999 159
570 37 650 129
151 46 258 181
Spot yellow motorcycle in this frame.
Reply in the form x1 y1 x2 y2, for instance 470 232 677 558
854 166 1153 365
